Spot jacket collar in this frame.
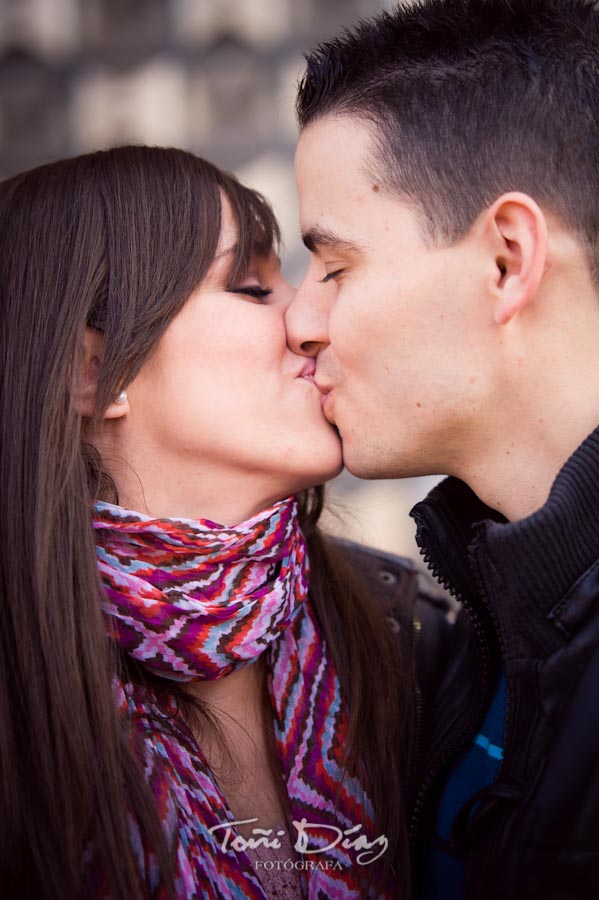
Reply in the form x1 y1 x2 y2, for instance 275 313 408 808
410 425 599 658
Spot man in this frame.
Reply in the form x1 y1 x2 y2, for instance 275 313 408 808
284 1 599 898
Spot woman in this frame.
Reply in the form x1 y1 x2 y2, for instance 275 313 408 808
0 147 416 900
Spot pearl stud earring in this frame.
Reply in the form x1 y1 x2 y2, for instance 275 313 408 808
115 390 128 405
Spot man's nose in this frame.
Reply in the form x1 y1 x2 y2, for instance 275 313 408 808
285 275 330 357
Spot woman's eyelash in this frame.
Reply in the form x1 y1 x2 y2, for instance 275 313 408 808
227 286 273 300
320 269 344 283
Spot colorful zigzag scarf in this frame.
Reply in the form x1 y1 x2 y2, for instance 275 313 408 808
93 497 394 899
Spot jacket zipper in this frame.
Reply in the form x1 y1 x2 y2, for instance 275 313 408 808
408 532 495 868
468 536 513 775
460 538 514 900
409 614 424 800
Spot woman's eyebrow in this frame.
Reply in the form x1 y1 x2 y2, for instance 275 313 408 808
301 226 366 255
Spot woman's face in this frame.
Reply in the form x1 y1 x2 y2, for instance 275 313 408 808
110 201 343 523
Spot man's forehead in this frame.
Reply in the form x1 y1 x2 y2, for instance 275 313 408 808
296 117 396 255
298 112 374 144
296 115 376 180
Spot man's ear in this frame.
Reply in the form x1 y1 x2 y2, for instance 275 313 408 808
74 327 130 419
483 192 548 326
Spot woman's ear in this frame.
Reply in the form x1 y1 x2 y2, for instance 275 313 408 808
483 192 548 326
73 327 130 419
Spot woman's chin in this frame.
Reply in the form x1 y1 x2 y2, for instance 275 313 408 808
287 452 345 495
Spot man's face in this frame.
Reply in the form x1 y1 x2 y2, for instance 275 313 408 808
286 115 497 479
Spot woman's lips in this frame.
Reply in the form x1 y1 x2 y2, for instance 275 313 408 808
297 361 316 381
297 365 334 416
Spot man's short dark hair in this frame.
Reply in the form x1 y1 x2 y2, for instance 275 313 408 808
297 0 599 281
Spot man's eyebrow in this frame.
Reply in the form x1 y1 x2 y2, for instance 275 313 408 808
301 227 366 254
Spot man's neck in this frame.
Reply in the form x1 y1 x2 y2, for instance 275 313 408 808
455 392 599 522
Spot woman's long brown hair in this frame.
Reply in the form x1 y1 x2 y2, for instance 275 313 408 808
0 146 408 899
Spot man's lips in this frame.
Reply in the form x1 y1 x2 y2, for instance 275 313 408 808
314 377 333 396
296 364 335 418
314 380 335 417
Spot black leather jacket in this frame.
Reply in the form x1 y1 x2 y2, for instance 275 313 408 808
408 430 599 900
338 538 455 722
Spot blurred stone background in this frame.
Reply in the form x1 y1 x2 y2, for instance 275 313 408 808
0 0 441 559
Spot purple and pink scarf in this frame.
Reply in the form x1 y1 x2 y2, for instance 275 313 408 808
93 497 395 899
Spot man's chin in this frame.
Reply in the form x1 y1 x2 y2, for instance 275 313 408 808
341 447 383 481
344 466 380 481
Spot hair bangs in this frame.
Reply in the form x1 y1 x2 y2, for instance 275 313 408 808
219 175 281 284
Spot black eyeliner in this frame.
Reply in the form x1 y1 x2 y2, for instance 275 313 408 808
227 286 273 299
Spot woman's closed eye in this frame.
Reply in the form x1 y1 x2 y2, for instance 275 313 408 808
227 286 273 302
